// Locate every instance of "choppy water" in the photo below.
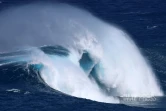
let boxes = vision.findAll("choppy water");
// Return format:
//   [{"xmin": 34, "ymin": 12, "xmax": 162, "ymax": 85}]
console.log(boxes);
[{"xmin": 0, "ymin": 0, "xmax": 166, "ymax": 111}]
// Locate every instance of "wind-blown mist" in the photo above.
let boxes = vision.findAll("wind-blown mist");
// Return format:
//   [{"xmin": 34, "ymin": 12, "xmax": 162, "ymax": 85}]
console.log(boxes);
[{"xmin": 0, "ymin": 3, "xmax": 163, "ymax": 103}]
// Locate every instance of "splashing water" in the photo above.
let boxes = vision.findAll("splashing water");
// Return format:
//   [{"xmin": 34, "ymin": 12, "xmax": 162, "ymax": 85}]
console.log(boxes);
[{"xmin": 0, "ymin": 3, "xmax": 163, "ymax": 103}]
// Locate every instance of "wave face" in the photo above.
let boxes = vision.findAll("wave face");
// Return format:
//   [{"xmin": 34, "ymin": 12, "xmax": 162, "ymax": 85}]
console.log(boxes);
[{"xmin": 0, "ymin": 3, "xmax": 163, "ymax": 104}]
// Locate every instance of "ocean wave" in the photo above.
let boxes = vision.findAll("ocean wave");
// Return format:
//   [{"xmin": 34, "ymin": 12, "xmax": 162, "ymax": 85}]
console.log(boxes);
[{"xmin": 0, "ymin": 3, "xmax": 163, "ymax": 104}]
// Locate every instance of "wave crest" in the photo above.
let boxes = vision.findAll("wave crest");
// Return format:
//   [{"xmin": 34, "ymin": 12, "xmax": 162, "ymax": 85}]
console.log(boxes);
[{"xmin": 0, "ymin": 3, "xmax": 163, "ymax": 104}]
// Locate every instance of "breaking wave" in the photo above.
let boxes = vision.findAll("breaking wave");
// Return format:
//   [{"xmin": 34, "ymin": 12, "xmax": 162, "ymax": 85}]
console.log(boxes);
[{"xmin": 0, "ymin": 3, "xmax": 163, "ymax": 104}]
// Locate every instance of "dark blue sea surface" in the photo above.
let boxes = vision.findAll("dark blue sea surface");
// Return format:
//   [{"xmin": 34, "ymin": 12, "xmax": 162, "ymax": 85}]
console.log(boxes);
[{"xmin": 0, "ymin": 0, "xmax": 166, "ymax": 111}]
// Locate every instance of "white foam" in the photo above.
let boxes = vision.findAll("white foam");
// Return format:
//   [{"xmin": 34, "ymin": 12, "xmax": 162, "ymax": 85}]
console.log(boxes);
[
  {"xmin": 0, "ymin": 3, "xmax": 163, "ymax": 103},
  {"xmin": 29, "ymin": 49, "xmax": 119, "ymax": 103},
  {"xmin": 7, "ymin": 89, "xmax": 20, "ymax": 93}
]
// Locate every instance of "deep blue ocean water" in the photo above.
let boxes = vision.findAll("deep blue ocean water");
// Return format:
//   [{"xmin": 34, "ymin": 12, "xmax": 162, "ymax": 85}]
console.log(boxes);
[{"xmin": 0, "ymin": 0, "xmax": 166, "ymax": 111}]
